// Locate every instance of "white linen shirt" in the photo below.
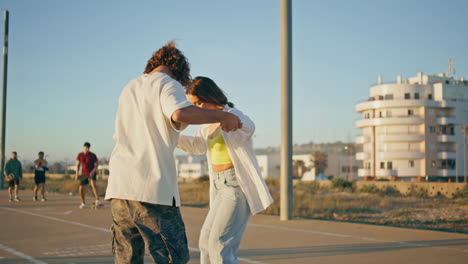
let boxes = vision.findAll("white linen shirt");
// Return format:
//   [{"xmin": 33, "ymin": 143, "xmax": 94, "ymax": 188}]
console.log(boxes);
[
  {"xmin": 105, "ymin": 72, "xmax": 191, "ymax": 206},
  {"xmin": 177, "ymin": 106, "xmax": 274, "ymax": 215}
]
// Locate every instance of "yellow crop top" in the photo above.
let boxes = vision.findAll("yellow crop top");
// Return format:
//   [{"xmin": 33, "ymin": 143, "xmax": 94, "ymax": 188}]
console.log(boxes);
[{"xmin": 207, "ymin": 129, "xmax": 233, "ymax": 165}]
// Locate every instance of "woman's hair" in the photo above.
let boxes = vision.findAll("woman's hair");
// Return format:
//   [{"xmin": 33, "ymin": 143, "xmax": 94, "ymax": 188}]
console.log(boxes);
[
  {"xmin": 186, "ymin": 76, "xmax": 234, "ymax": 108},
  {"xmin": 144, "ymin": 41, "xmax": 191, "ymax": 86}
]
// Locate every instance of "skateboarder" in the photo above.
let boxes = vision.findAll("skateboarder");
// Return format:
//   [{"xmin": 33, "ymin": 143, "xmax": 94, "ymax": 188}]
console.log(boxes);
[
  {"xmin": 75, "ymin": 142, "xmax": 100, "ymax": 208},
  {"xmin": 33, "ymin": 151, "xmax": 48, "ymax": 202},
  {"xmin": 4, "ymin": 151, "xmax": 22, "ymax": 202}
]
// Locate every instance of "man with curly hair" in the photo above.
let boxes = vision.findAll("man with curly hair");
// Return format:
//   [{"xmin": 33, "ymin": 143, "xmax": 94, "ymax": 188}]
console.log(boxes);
[{"xmin": 105, "ymin": 41, "xmax": 242, "ymax": 264}]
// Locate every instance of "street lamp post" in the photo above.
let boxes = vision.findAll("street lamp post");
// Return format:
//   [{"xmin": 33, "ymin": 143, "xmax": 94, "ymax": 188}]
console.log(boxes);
[
  {"xmin": 0, "ymin": 10, "xmax": 9, "ymax": 190},
  {"xmin": 280, "ymin": 0, "xmax": 293, "ymax": 221}
]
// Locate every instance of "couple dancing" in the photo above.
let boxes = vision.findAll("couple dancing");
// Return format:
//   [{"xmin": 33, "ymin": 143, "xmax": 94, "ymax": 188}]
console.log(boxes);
[{"xmin": 105, "ymin": 42, "xmax": 273, "ymax": 264}]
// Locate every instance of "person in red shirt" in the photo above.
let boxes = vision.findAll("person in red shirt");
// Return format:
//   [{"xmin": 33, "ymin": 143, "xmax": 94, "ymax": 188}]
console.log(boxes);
[{"xmin": 75, "ymin": 142, "xmax": 99, "ymax": 208}]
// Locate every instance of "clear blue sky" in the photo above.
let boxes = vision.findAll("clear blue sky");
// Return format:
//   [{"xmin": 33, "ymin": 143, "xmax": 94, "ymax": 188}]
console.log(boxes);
[{"xmin": 0, "ymin": 0, "xmax": 467, "ymax": 162}]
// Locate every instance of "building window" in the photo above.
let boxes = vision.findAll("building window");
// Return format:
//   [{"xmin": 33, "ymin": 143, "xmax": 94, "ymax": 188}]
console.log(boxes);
[
  {"xmin": 408, "ymin": 160, "xmax": 414, "ymax": 167},
  {"xmin": 439, "ymin": 125, "xmax": 447, "ymax": 135},
  {"xmin": 384, "ymin": 94, "xmax": 393, "ymax": 100},
  {"xmin": 428, "ymin": 94, "xmax": 433, "ymax": 100},
  {"xmin": 414, "ymin": 93, "xmax": 420, "ymax": 99},
  {"xmin": 386, "ymin": 110, "xmax": 392, "ymax": 117},
  {"xmin": 408, "ymin": 109, "xmax": 414, "ymax": 116},
  {"xmin": 387, "ymin": 161, "xmax": 393, "ymax": 169},
  {"xmin": 378, "ymin": 95, "xmax": 384, "ymax": 100},
  {"xmin": 379, "ymin": 111, "xmax": 383, "ymax": 118},
  {"xmin": 431, "ymin": 160, "xmax": 436, "ymax": 168},
  {"xmin": 404, "ymin": 93, "xmax": 411, "ymax": 99},
  {"xmin": 441, "ymin": 160, "xmax": 447, "ymax": 169},
  {"xmin": 448, "ymin": 159, "xmax": 456, "ymax": 169},
  {"xmin": 380, "ymin": 162, "xmax": 385, "ymax": 169},
  {"xmin": 429, "ymin": 126, "xmax": 436, "ymax": 133}
]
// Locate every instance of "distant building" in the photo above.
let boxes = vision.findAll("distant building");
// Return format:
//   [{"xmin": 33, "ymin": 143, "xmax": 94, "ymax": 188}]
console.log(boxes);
[
  {"xmin": 176, "ymin": 155, "xmax": 208, "ymax": 179},
  {"xmin": 256, "ymin": 154, "xmax": 280, "ymax": 178},
  {"xmin": 326, "ymin": 155, "xmax": 360, "ymax": 181},
  {"xmin": 355, "ymin": 72, "xmax": 468, "ymax": 181}
]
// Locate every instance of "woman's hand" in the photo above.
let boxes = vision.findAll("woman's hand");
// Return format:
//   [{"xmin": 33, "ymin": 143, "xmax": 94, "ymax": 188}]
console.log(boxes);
[{"xmin": 219, "ymin": 112, "xmax": 242, "ymax": 132}]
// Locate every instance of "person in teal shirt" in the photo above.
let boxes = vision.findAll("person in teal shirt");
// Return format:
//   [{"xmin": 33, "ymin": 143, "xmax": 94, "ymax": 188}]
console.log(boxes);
[{"xmin": 5, "ymin": 151, "xmax": 22, "ymax": 202}]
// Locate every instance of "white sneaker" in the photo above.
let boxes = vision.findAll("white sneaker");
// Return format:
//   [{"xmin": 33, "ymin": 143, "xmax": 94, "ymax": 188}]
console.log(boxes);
[
  {"xmin": 33, "ymin": 196, "xmax": 38, "ymax": 201},
  {"xmin": 41, "ymin": 197, "xmax": 47, "ymax": 202},
  {"xmin": 14, "ymin": 197, "xmax": 20, "ymax": 202},
  {"xmin": 79, "ymin": 203, "xmax": 86, "ymax": 209},
  {"xmin": 95, "ymin": 200, "xmax": 101, "ymax": 206}
]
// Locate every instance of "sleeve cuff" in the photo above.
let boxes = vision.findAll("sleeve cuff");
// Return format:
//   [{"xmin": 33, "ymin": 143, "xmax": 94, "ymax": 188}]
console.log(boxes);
[{"xmin": 169, "ymin": 101, "xmax": 192, "ymax": 132}]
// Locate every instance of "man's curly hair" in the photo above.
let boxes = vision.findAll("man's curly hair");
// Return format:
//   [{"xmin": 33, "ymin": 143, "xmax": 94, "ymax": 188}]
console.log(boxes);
[{"xmin": 144, "ymin": 41, "xmax": 191, "ymax": 86}]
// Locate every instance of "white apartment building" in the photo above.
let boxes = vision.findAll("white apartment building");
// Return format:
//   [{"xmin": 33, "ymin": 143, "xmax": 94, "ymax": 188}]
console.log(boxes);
[
  {"xmin": 355, "ymin": 72, "xmax": 468, "ymax": 181},
  {"xmin": 326, "ymin": 155, "xmax": 361, "ymax": 181},
  {"xmin": 176, "ymin": 155, "xmax": 208, "ymax": 179}
]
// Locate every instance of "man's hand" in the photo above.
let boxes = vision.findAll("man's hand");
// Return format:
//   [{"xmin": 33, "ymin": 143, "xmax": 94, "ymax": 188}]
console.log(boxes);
[{"xmin": 219, "ymin": 112, "xmax": 242, "ymax": 132}]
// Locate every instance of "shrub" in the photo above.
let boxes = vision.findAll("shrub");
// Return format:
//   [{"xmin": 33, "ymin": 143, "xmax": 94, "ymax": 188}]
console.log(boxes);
[
  {"xmin": 453, "ymin": 185, "xmax": 468, "ymax": 200},
  {"xmin": 295, "ymin": 181, "xmax": 322, "ymax": 194},
  {"xmin": 331, "ymin": 178, "xmax": 353, "ymax": 190},
  {"xmin": 265, "ymin": 178, "xmax": 280, "ymax": 188},
  {"xmin": 359, "ymin": 184, "xmax": 380, "ymax": 193},
  {"xmin": 196, "ymin": 175, "xmax": 209, "ymax": 183},
  {"xmin": 381, "ymin": 185, "xmax": 400, "ymax": 196}
]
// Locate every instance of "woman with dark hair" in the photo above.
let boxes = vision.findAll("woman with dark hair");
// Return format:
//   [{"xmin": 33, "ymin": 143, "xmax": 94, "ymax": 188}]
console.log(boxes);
[{"xmin": 178, "ymin": 76, "xmax": 273, "ymax": 264}]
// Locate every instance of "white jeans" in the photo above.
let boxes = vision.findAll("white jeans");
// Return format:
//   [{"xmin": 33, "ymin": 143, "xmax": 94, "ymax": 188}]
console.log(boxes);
[{"xmin": 199, "ymin": 168, "xmax": 251, "ymax": 264}]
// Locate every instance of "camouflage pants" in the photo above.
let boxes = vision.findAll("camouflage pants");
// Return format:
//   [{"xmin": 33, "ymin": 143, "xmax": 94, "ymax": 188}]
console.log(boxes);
[{"xmin": 111, "ymin": 199, "xmax": 190, "ymax": 264}]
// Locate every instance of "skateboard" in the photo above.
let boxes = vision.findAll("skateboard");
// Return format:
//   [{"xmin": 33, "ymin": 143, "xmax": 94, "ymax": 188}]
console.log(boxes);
[
  {"xmin": 80, "ymin": 203, "xmax": 104, "ymax": 209},
  {"xmin": 91, "ymin": 203, "xmax": 104, "ymax": 209}
]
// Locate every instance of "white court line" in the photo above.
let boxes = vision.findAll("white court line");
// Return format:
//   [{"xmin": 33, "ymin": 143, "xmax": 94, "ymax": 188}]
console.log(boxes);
[
  {"xmin": 0, "ymin": 243, "xmax": 47, "ymax": 264},
  {"xmin": 1, "ymin": 206, "xmax": 268, "ymax": 264},
  {"xmin": 249, "ymin": 223, "xmax": 468, "ymax": 254}
]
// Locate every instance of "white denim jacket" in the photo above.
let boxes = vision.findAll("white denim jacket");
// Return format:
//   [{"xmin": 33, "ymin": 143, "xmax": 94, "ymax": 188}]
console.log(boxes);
[{"xmin": 177, "ymin": 106, "xmax": 274, "ymax": 215}]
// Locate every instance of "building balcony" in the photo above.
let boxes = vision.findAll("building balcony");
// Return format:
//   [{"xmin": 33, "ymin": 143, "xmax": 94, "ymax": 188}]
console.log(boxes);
[
  {"xmin": 437, "ymin": 117, "xmax": 457, "ymax": 125},
  {"xmin": 437, "ymin": 135, "xmax": 456, "ymax": 142},
  {"xmin": 376, "ymin": 169, "xmax": 397, "ymax": 177},
  {"xmin": 355, "ymin": 99, "xmax": 442, "ymax": 112},
  {"xmin": 437, "ymin": 151, "xmax": 456, "ymax": 159},
  {"xmin": 356, "ymin": 116, "xmax": 424, "ymax": 128},
  {"xmin": 356, "ymin": 152, "xmax": 370, "ymax": 160},
  {"xmin": 377, "ymin": 134, "xmax": 424, "ymax": 142},
  {"xmin": 355, "ymin": 135, "xmax": 370, "ymax": 144},
  {"xmin": 438, "ymin": 169, "xmax": 456, "ymax": 177},
  {"xmin": 377, "ymin": 151, "xmax": 425, "ymax": 160},
  {"xmin": 358, "ymin": 168, "xmax": 371, "ymax": 177}
]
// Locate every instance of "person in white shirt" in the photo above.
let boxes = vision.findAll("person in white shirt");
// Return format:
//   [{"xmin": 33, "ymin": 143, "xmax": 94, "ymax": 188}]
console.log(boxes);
[
  {"xmin": 177, "ymin": 76, "xmax": 273, "ymax": 264},
  {"xmin": 105, "ymin": 42, "xmax": 242, "ymax": 264}
]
